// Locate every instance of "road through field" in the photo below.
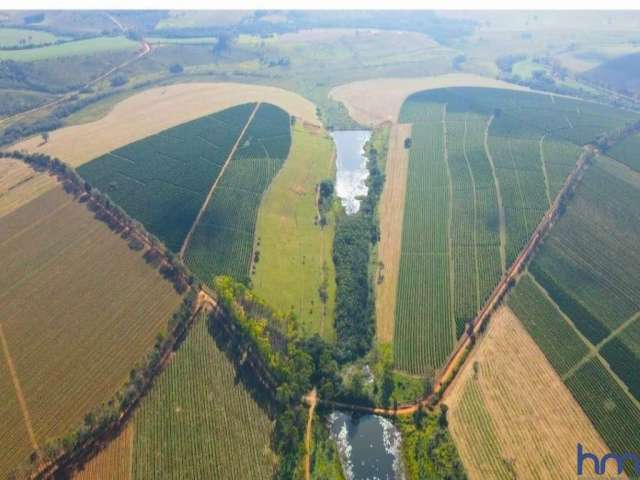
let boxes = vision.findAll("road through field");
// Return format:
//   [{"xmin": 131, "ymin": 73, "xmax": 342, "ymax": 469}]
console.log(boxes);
[
  {"xmin": 0, "ymin": 322, "xmax": 38, "ymax": 450},
  {"xmin": 179, "ymin": 102, "xmax": 260, "ymax": 259},
  {"xmin": 483, "ymin": 116, "xmax": 507, "ymax": 273}
]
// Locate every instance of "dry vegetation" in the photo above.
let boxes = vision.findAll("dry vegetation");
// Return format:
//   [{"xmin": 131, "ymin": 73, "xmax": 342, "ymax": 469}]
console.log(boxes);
[
  {"xmin": 0, "ymin": 158, "xmax": 56, "ymax": 218},
  {"xmin": 74, "ymin": 424, "xmax": 134, "ymax": 480},
  {"xmin": 445, "ymin": 306, "xmax": 616, "ymax": 479},
  {"xmin": 11, "ymin": 82, "xmax": 320, "ymax": 167},
  {"xmin": 329, "ymin": 73, "xmax": 529, "ymax": 126},
  {"xmin": 375, "ymin": 123, "xmax": 411, "ymax": 343},
  {"xmin": 0, "ymin": 186, "xmax": 181, "ymax": 477}
]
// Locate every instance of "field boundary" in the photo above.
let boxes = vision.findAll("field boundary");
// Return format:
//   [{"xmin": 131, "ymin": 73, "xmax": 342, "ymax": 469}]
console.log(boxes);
[
  {"xmin": 179, "ymin": 102, "xmax": 260, "ymax": 259},
  {"xmin": 443, "ymin": 105, "xmax": 457, "ymax": 344},
  {"xmin": 483, "ymin": 115, "xmax": 507, "ymax": 274},
  {"xmin": 461, "ymin": 116, "xmax": 481, "ymax": 311},
  {"xmin": 0, "ymin": 322, "xmax": 38, "ymax": 451}
]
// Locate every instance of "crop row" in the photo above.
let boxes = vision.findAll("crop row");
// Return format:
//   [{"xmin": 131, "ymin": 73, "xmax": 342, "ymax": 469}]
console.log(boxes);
[
  {"xmin": 608, "ymin": 132, "xmax": 640, "ymax": 172},
  {"xmin": 132, "ymin": 313, "xmax": 275, "ymax": 479},
  {"xmin": 565, "ymin": 358, "xmax": 640, "ymax": 467},
  {"xmin": 507, "ymin": 273, "xmax": 589, "ymax": 376},
  {"xmin": 394, "ymin": 114, "xmax": 454, "ymax": 374},
  {"xmin": 78, "ymin": 103, "xmax": 256, "ymax": 251},
  {"xmin": 531, "ymin": 164, "xmax": 640, "ymax": 334}
]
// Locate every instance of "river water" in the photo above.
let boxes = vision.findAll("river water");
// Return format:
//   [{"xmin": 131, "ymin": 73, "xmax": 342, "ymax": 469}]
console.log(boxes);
[
  {"xmin": 330, "ymin": 130, "xmax": 372, "ymax": 214},
  {"xmin": 328, "ymin": 411, "xmax": 405, "ymax": 480}
]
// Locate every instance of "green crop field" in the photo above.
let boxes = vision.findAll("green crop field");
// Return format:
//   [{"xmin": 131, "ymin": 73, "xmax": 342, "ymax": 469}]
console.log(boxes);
[
  {"xmin": 608, "ymin": 132, "xmax": 640, "ymax": 172},
  {"xmin": 565, "ymin": 359, "xmax": 640, "ymax": 462},
  {"xmin": 0, "ymin": 35, "xmax": 139, "ymax": 61},
  {"xmin": 393, "ymin": 87, "xmax": 639, "ymax": 374},
  {"xmin": 252, "ymin": 122, "xmax": 336, "ymax": 338},
  {"xmin": 185, "ymin": 103, "xmax": 291, "ymax": 285},
  {"xmin": 79, "ymin": 103, "xmax": 256, "ymax": 252},
  {"xmin": 0, "ymin": 27, "xmax": 65, "ymax": 48},
  {"xmin": 394, "ymin": 110, "xmax": 456, "ymax": 374},
  {"xmin": 0, "ymin": 186, "xmax": 182, "ymax": 478},
  {"xmin": 508, "ymin": 273, "xmax": 589, "ymax": 376},
  {"xmin": 507, "ymin": 155, "xmax": 640, "ymax": 468},
  {"xmin": 131, "ymin": 312, "xmax": 276, "ymax": 479},
  {"xmin": 530, "ymin": 159, "xmax": 640, "ymax": 333}
]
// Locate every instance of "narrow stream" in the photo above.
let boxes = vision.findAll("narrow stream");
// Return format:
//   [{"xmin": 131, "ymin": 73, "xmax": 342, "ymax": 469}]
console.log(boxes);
[
  {"xmin": 328, "ymin": 411, "xmax": 405, "ymax": 480},
  {"xmin": 331, "ymin": 130, "xmax": 372, "ymax": 214}
]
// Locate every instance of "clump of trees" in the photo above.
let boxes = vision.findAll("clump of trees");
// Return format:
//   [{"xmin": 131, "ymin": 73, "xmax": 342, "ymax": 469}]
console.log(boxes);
[{"xmin": 317, "ymin": 178, "xmax": 334, "ymax": 226}]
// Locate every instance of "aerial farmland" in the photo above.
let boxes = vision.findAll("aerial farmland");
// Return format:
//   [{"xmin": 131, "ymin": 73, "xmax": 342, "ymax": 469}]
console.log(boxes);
[{"xmin": 0, "ymin": 7, "xmax": 639, "ymax": 480}]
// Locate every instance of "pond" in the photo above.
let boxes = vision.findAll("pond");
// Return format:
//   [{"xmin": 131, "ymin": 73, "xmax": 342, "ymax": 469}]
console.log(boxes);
[
  {"xmin": 328, "ymin": 411, "xmax": 405, "ymax": 480},
  {"xmin": 330, "ymin": 130, "xmax": 372, "ymax": 214}
]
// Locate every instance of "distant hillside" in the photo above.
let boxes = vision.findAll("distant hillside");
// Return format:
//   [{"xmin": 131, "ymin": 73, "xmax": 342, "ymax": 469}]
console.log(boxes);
[{"xmin": 581, "ymin": 52, "xmax": 640, "ymax": 95}]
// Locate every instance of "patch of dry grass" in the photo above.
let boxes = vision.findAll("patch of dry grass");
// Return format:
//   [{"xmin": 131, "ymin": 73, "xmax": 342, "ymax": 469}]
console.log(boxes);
[
  {"xmin": 445, "ymin": 306, "xmax": 617, "ymax": 479},
  {"xmin": 11, "ymin": 82, "xmax": 319, "ymax": 167},
  {"xmin": 329, "ymin": 73, "xmax": 529, "ymax": 126},
  {"xmin": 0, "ymin": 159, "xmax": 56, "ymax": 218},
  {"xmin": 376, "ymin": 123, "xmax": 411, "ymax": 344}
]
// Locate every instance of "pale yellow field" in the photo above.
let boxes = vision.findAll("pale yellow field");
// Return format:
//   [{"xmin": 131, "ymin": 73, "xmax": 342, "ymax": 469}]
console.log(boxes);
[
  {"xmin": 74, "ymin": 424, "xmax": 133, "ymax": 480},
  {"xmin": 445, "ymin": 306, "xmax": 618, "ymax": 479},
  {"xmin": 11, "ymin": 82, "xmax": 320, "ymax": 167},
  {"xmin": 329, "ymin": 73, "xmax": 530, "ymax": 126},
  {"xmin": 375, "ymin": 123, "xmax": 411, "ymax": 344},
  {"xmin": 0, "ymin": 159, "xmax": 56, "ymax": 218}
]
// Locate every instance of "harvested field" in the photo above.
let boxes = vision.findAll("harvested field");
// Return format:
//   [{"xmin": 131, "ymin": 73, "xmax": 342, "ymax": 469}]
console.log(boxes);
[
  {"xmin": 252, "ymin": 121, "xmax": 337, "ymax": 338},
  {"xmin": 445, "ymin": 307, "xmax": 616, "ymax": 479},
  {"xmin": 11, "ymin": 82, "xmax": 320, "ymax": 167},
  {"xmin": 0, "ymin": 159, "xmax": 56, "ymax": 218},
  {"xmin": 74, "ymin": 424, "xmax": 134, "ymax": 480},
  {"xmin": 0, "ymin": 186, "xmax": 182, "ymax": 477},
  {"xmin": 329, "ymin": 73, "xmax": 530, "ymax": 126},
  {"xmin": 376, "ymin": 123, "xmax": 411, "ymax": 344}
]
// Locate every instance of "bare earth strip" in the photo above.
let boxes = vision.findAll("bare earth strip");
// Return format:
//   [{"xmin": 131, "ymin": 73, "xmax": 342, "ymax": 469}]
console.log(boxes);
[
  {"xmin": 376, "ymin": 123, "xmax": 412, "ymax": 343},
  {"xmin": 329, "ymin": 73, "xmax": 530, "ymax": 126},
  {"xmin": 74, "ymin": 424, "xmax": 134, "ymax": 480},
  {"xmin": 0, "ymin": 159, "xmax": 56, "ymax": 218},
  {"xmin": 445, "ymin": 306, "xmax": 619, "ymax": 479},
  {"xmin": 179, "ymin": 102, "xmax": 260, "ymax": 258},
  {"xmin": 10, "ymin": 83, "xmax": 320, "ymax": 167},
  {"xmin": 0, "ymin": 322, "xmax": 38, "ymax": 451}
]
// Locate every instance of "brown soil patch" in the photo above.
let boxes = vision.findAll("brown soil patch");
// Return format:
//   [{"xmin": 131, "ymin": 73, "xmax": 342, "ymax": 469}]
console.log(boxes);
[
  {"xmin": 0, "ymin": 159, "xmax": 56, "ymax": 218},
  {"xmin": 11, "ymin": 82, "xmax": 319, "ymax": 167},
  {"xmin": 376, "ymin": 123, "xmax": 412, "ymax": 344},
  {"xmin": 445, "ymin": 306, "xmax": 618, "ymax": 479},
  {"xmin": 329, "ymin": 73, "xmax": 530, "ymax": 126}
]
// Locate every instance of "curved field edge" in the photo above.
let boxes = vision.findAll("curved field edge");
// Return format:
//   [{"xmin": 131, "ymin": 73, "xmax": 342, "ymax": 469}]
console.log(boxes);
[
  {"xmin": 10, "ymin": 82, "xmax": 320, "ymax": 167},
  {"xmin": 0, "ymin": 185, "xmax": 182, "ymax": 478},
  {"xmin": 444, "ymin": 306, "xmax": 616, "ymax": 479},
  {"xmin": 252, "ymin": 121, "xmax": 337, "ymax": 339},
  {"xmin": 329, "ymin": 73, "xmax": 532, "ymax": 126}
]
